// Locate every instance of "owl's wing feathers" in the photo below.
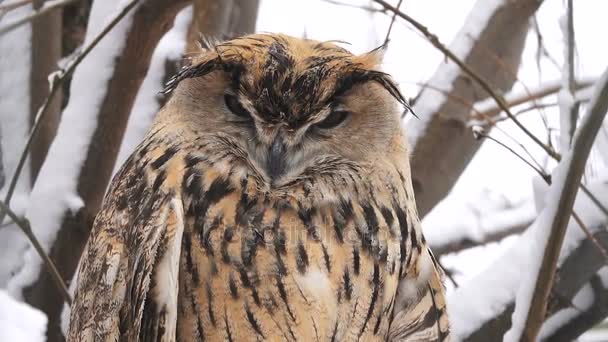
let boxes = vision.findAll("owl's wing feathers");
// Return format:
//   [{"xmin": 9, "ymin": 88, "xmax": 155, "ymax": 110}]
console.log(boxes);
[
  {"xmin": 67, "ymin": 151, "xmax": 185, "ymax": 342},
  {"xmin": 389, "ymin": 247, "xmax": 450, "ymax": 341}
]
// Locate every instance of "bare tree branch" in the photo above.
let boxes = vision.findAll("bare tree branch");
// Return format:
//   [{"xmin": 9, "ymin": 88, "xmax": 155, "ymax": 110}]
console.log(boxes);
[
  {"xmin": 0, "ymin": 0, "xmax": 78, "ymax": 35},
  {"xmin": 471, "ymin": 77, "xmax": 594, "ymax": 124},
  {"xmin": 0, "ymin": 0, "xmax": 32, "ymax": 14},
  {"xmin": 373, "ymin": 0, "xmax": 558, "ymax": 160},
  {"xmin": 383, "ymin": 0, "xmax": 402, "ymax": 45},
  {"xmin": 320, "ymin": 0, "xmax": 386, "ymax": 14}
]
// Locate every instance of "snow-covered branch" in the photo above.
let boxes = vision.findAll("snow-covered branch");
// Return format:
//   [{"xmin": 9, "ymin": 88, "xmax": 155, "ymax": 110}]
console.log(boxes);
[
  {"xmin": 506, "ymin": 64, "xmax": 608, "ymax": 342},
  {"xmin": 449, "ymin": 177, "xmax": 608, "ymax": 341}
]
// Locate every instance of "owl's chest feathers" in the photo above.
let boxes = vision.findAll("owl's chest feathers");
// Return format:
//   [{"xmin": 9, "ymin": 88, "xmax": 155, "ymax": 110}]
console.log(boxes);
[{"xmin": 172, "ymin": 160, "xmax": 420, "ymax": 340}]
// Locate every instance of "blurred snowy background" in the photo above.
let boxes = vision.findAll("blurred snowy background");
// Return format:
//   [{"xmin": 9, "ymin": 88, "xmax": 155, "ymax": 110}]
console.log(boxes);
[{"xmin": 1, "ymin": 0, "xmax": 608, "ymax": 340}]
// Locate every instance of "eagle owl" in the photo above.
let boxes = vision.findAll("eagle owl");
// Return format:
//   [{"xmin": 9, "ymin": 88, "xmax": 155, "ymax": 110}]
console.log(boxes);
[{"xmin": 67, "ymin": 33, "xmax": 450, "ymax": 341}]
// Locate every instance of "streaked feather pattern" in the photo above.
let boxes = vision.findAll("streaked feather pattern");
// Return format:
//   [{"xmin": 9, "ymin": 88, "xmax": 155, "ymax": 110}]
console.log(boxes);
[{"xmin": 68, "ymin": 33, "xmax": 449, "ymax": 341}]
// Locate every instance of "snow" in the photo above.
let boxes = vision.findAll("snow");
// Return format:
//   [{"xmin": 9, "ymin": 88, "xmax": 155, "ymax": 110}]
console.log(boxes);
[
  {"xmin": 6, "ymin": 0, "xmax": 138, "ymax": 298},
  {"xmin": 113, "ymin": 6, "xmax": 192, "ymax": 175},
  {"xmin": 595, "ymin": 119, "xmax": 608, "ymax": 166},
  {"xmin": 425, "ymin": 200, "xmax": 535, "ymax": 254},
  {"xmin": 0, "ymin": 1, "xmax": 32, "ymax": 288},
  {"xmin": 503, "ymin": 153, "xmax": 571, "ymax": 342},
  {"xmin": 558, "ymin": 11, "xmax": 576, "ymax": 152},
  {"xmin": 448, "ymin": 178, "xmax": 608, "ymax": 340},
  {"xmin": 0, "ymin": 289, "xmax": 47, "ymax": 342},
  {"xmin": 405, "ymin": 0, "xmax": 506, "ymax": 148}
]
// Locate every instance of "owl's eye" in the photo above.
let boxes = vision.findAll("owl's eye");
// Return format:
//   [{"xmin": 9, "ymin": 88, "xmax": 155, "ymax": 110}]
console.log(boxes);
[
  {"xmin": 315, "ymin": 110, "xmax": 350, "ymax": 129},
  {"xmin": 224, "ymin": 94, "xmax": 251, "ymax": 120}
]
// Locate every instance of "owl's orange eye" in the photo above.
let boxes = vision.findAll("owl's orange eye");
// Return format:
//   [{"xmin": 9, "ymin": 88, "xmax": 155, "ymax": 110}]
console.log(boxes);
[
  {"xmin": 224, "ymin": 94, "xmax": 251, "ymax": 120},
  {"xmin": 315, "ymin": 110, "xmax": 350, "ymax": 129}
]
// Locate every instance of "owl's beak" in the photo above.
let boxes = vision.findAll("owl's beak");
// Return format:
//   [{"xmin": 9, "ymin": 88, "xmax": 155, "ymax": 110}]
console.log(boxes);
[{"xmin": 267, "ymin": 134, "xmax": 286, "ymax": 181}]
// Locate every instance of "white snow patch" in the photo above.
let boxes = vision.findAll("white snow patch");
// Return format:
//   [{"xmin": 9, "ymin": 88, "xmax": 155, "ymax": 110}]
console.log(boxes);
[
  {"xmin": 7, "ymin": 0, "xmax": 138, "ymax": 298},
  {"xmin": 425, "ymin": 199, "xmax": 535, "ymax": 253},
  {"xmin": 0, "ymin": 1, "xmax": 33, "ymax": 290},
  {"xmin": 0, "ymin": 289, "xmax": 47, "ymax": 342}
]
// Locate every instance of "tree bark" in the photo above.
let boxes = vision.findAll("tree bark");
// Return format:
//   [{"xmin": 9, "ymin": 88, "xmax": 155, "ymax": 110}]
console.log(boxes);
[
  {"xmin": 29, "ymin": 0, "xmax": 63, "ymax": 182},
  {"xmin": 408, "ymin": 0, "xmax": 543, "ymax": 217},
  {"xmin": 186, "ymin": 0, "xmax": 259, "ymax": 52}
]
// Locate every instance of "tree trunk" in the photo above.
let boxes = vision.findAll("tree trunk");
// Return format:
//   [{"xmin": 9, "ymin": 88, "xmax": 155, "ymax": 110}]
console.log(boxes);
[
  {"xmin": 29, "ymin": 0, "xmax": 63, "ymax": 182},
  {"xmin": 408, "ymin": 0, "xmax": 543, "ymax": 217},
  {"xmin": 186, "ymin": 0, "xmax": 259, "ymax": 52}
]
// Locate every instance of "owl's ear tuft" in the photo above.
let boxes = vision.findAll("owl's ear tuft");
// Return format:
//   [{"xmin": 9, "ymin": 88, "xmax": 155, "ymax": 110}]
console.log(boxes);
[
  {"xmin": 161, "ymin": 56, "xmax": 221, "ymax": 94},
  {"xmin": 354, "ymin": 43, "xmax": 388, "ymax": 69}
]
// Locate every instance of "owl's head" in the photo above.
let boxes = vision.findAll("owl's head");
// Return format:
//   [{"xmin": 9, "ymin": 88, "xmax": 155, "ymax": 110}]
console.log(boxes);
[{"xmin": 162, "ymin": 33, "xmax": 409, "ymax": 190}]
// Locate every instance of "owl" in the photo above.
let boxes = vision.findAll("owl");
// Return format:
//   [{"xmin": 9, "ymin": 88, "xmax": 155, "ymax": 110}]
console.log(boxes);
[{"xmin": 67, "ymin": 33, "xmax": 450, "ymax": 341}]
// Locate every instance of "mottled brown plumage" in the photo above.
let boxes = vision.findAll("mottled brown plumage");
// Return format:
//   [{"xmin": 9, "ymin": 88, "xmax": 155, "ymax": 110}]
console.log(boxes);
[{"xmin": 67, "ymin": 33, "xmax": 450, "ymax": 341}]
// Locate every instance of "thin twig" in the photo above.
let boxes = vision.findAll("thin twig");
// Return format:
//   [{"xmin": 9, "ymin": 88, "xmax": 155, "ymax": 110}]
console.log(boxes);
[
  {"xmin": 0, "ymin": 0, "xmax": 140, "ymax": 227},
  {"xmin": 372, "ymin": 0, "xmax": 560, "ymax": 161},
  {"xmin": 383, "ymin": 0, "xmax": 402, "ymax": 45},
  {"xmin": 0, "ymin": 0, "xmax": 31, "ymax": 12},
  {"xmin": 0, "ymin": 200, "xmax": 71, "ymax": 304},
  {"xmin": 580, "ymin": 184, "xmax": 608, "ymax": 218},
  {"xmin": 572, "ymin": 211, "xmax": 608, "ymax": 260},
  {"xmin": 0, "ymin": 0, "xmax": 78, "ymax": 35},
  {"xmin": 320, "ymin": 0, "xmax": 386, "ymax": 13},
  {"xmin": 474, "ymin": 130, "xmax": 550, "ymax": 183},
  {"xmin": 472, "ymin": 79, "xmax": 594, "ymax": 122},
  {"xmin": 408, "ymin": 81, "xmax": 484, "ymax": 118},
  {"xmin": 475, "ymin": 128, "xmax": 608, "ymax": 261}
]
